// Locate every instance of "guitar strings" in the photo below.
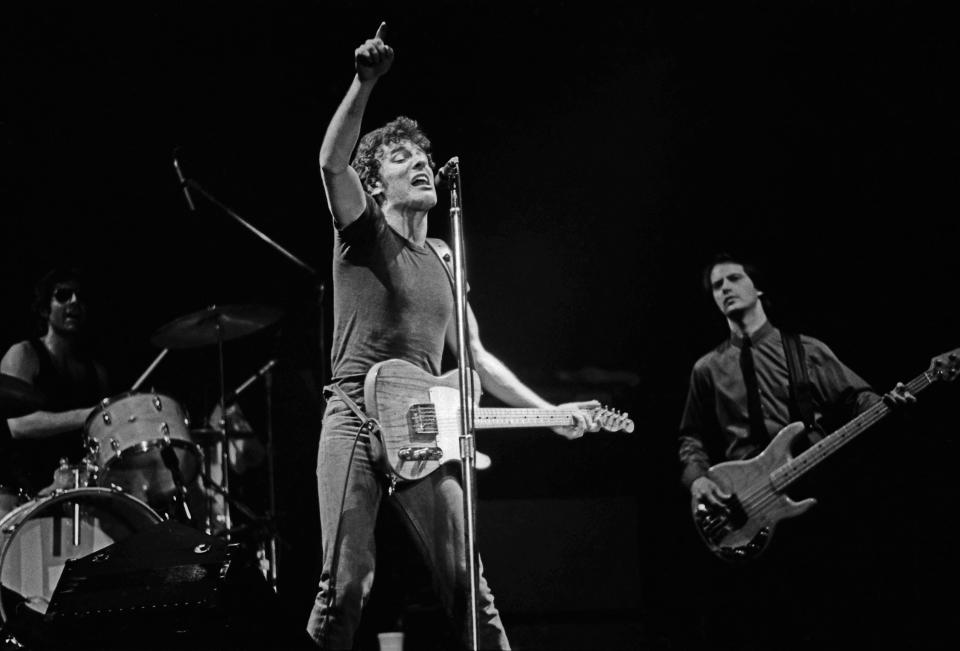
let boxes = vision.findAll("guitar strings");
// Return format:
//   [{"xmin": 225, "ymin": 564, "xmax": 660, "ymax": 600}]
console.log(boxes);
[
  {"xmin": 727, "ymin": 374, "xmax": 929, "ymax": 526},
  {"xmin": 428, "ymin": 411, "xmax": 629, "ymax": 430},
  {"xmin": 700, "ymin": 374, "xmax": 930, "ymax": 542}
]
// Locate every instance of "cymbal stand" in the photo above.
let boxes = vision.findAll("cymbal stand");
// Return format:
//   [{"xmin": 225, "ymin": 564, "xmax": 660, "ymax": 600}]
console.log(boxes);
[
  {"xmin": 216, "ymin": 319, "xmax": 232, "ymax": 537},
  {"xmin": 264, "ymin": 365, "xmax": 279, "ymax": 590}
]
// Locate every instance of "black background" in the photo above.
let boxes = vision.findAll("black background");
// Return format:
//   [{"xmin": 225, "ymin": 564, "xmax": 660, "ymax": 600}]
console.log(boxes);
[{"xmin": 3, "ymin": 1, "xmax": 958, "ymax": 648}]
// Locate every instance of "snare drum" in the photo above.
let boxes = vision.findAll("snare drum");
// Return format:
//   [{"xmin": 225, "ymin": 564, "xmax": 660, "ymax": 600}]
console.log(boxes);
[
  {"xmin": 84, "ymin": 392, "xmax": 202, "ymax": 507},
  {"xmin": 0, "ymin": 487, "xmax": 162, "ymax": 630}
]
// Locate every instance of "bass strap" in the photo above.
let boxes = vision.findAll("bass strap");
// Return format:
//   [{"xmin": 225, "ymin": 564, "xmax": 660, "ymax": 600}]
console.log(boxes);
[{"xmin": 781, "ymin": 331, "xmax": 821, "ymax": 441}]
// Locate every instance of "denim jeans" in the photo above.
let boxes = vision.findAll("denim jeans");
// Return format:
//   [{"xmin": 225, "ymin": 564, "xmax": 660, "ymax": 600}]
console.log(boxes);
[{"xmin": 307, "ymin": 398, "xmax": 510, "ymax": 650}]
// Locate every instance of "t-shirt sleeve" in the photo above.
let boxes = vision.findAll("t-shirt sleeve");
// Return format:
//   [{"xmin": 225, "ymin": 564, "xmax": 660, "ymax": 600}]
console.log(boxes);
[{"xmin": 336, "ymin": 193, "xmax": 386, "ymax": 253}]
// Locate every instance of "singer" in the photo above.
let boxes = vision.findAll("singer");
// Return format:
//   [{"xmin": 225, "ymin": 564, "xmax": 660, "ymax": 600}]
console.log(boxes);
[{"xmin": 306, "ymin": 22, "xmax": 601, "ymax": 650}]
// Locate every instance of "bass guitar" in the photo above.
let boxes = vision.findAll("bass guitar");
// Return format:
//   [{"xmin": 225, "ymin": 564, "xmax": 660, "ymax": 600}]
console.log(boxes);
[
  {"xmin": 692, "ymin": 347, "xmax": 960, "ymax": 562},
  {"xmin": 364, "ymin": 359, "xmax": 634, "ymax": 482}
]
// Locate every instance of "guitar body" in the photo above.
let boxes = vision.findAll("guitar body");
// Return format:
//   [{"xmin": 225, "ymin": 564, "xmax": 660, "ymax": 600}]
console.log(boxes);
[
  {"xmin": 692, "ymin": 422, "xmax": 817, "ymax": 562},
  {"xmin": 365, "ymin": 359, "xmax": 481, "ymax": 482}
]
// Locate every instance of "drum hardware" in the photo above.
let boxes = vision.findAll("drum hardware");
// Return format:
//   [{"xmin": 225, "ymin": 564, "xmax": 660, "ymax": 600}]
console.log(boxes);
[
  {"xmin": 188, "ymin": 358, "xmax": 282, "ymax": 589},
  {"xmin": 159, "ymin": 439, "xmax": 193, "ymax": 525},
  {"xmin": 150, "ymin": 305, "xmax": 283, "ymax": 539}
]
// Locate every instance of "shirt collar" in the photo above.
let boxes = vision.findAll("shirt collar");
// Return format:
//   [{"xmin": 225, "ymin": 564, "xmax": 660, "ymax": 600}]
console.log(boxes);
[{"xmin": 731, "ymin": 320, "xmax": 774, "ymax": 349}]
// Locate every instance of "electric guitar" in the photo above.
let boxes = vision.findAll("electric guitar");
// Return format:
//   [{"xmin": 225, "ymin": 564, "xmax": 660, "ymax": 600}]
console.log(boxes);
[
  {"xmin": 692, "ymin": 347, "xmax": 960, "ymax": 563},
  {"xmin": 364, "ymin": 359, "xmax": 635, "ymax": 482}
]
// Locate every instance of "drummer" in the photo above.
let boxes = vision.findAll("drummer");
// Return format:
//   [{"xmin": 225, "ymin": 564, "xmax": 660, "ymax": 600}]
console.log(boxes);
[{"xmin": 0, "ymin": 267, "xmax": 109, "ymax": 502}]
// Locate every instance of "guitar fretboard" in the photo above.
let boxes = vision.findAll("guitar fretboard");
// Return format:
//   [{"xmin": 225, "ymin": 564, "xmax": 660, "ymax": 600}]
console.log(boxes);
[
  {"xmin": 473, "ymin": 408, "xmax": 578, "ymax": 429},
  {"xmin": 770, "ymin": 372, "xmax": 933, "ymax": 490}
]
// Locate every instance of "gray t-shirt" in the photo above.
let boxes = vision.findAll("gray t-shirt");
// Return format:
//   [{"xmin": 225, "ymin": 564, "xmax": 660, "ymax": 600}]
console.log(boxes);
[{"xmin": 329, "ymin": 196, "xmax": 454, "ymax": 404}]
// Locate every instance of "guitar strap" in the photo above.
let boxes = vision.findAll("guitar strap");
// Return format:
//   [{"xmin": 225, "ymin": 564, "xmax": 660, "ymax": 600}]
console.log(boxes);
[
  {"xmin": 330, "ymin": 384, "xmax": 379, "ymax": 436},
  {"xmin": 782, "ymin": 331, "xmax": 822, "ymax": 441}
]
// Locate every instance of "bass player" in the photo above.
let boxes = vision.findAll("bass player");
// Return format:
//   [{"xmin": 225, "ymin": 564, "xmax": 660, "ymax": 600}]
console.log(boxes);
[{"xmin": 678, "ymin": 252, "xmax": 914, "ymax": 649}]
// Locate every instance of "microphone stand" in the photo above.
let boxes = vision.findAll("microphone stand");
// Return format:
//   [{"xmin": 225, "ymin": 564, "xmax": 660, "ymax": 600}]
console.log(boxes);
[
  {"xmin": 172, "ymin": 152, "xmax": 326, "ymax": 384},
  {"xmin": 444, "ymin": 157, "xmax": 481, "ymax": 650}
]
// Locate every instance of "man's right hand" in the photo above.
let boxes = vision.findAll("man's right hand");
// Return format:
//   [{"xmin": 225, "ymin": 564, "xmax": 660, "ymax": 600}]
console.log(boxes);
[
  {"xmin": 691, "ymin": 476, "xmax": 730, "ymax": 508},
  {"xmin": 355, "ymin": 22, "xmax": 394, "ymax": 82}
]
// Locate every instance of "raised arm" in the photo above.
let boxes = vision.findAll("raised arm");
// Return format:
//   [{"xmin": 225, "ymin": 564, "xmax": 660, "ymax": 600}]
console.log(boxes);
[
  {"xmin": 319, "ymin": 22, "xmax": 394, "ymax": 228},
  {"xmin": 1, "ymin": 342, "xmax": 93, "ymax": 440}
]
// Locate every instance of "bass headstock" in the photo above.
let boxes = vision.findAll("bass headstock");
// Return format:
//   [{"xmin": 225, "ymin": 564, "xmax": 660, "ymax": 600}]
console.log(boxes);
[{"xmin": 928, "ymin": 348, "xmax": 960, "ymax": 383}]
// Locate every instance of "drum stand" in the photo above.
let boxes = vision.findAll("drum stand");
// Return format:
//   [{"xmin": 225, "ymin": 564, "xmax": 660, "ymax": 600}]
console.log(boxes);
[
  {"xmin": 216, "ymin": 320, "xmax": 232, "ymax": 537},
  {"xmin": 198, "ymin": 355, "xmax": 281, "ymax": 590}
]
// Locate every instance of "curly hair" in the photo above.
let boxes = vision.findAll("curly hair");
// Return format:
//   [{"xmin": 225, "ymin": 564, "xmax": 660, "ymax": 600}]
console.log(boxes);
[{"xmin": 352, "ymin": 116, "xmax": 434, "ymax": 199}]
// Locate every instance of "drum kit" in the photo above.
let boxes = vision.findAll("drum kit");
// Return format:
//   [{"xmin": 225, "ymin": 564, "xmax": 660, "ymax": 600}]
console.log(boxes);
[{"xmin": 0, "ymin": 304, "xmax": 283, "ymax": 645}]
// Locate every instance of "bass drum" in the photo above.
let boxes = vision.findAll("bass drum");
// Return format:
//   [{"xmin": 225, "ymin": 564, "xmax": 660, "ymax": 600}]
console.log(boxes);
[{"xmin": 0, "ymin": 487, "xmax": 162, "ymax": 640}]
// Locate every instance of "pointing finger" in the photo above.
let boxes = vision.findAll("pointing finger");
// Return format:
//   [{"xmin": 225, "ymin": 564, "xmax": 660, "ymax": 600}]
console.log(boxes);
[{"xmin": 375, "ymin": 21, "xmax": 387, "ymax": 42}]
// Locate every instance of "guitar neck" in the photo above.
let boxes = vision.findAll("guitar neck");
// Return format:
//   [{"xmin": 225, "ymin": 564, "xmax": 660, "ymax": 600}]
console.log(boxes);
[
  {"xmin": 770, "ymin": 372, "xmax": 933, "ymax": 490},
  {"xmin": 472, "ymin": 408, "xmax": 578, "ymax": 430}
]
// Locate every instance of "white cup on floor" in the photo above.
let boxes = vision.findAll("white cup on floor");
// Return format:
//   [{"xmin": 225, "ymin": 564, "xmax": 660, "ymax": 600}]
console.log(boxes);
[{"xmin": 377, "ymin": 631, "xmax": 404, "ymax": 651}]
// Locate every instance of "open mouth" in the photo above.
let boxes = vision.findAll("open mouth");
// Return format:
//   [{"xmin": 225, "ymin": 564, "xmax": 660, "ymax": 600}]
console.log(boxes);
[{"xmin": 411, "ymin": 175, "xmax": 432, "ymax": 188}]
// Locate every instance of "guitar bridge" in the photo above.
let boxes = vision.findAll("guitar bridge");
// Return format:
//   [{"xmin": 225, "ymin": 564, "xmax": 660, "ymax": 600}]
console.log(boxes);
[
  {"xmin": 695, "ymin": 494, "xmax": 748, "ymax": 545},
  {"xmin": 398, "ymin": 447, "xmax": 443, "ymax": 462}
]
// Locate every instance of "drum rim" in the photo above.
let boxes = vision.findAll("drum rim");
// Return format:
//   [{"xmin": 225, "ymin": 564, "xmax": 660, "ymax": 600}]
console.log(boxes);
[
  {"xmin": 0, "ymin": 485, "xmax": 163, "ymax": 623},
  {"xmin": 1, "ymin": 486, "xmax": 162, "ymax": 533},
  {"xmin": 83, "ymin": 390, "xmax": 185, "ymax": 432},
  {"xmin": 96, "ymin": 439, "xmax": 204, "ymax": 474}
]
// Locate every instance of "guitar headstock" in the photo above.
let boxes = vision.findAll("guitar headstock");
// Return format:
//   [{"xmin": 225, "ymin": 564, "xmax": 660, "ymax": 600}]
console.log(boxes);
[
  {"xmin": 593, "ymin": 406, "xmax": 635, "ymax": 433},
  {"xmin": 928, "ymin": 347, "xmax": 960, "ymax": 383}
]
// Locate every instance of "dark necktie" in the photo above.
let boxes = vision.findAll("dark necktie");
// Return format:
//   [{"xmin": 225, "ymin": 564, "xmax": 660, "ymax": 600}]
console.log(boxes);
[{"xmin": 740, "ymin": 335, "xmax": 768, "ymax": 443}]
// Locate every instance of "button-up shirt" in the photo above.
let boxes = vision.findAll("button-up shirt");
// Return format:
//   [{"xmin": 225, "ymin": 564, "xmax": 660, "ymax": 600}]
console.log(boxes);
[{"xmin": 678, "ymin": 321, "xmax": 879, "ymax": 489}]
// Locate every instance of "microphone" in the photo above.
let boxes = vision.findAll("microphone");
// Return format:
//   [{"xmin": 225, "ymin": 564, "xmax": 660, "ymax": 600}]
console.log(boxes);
[
  {"xmin": 435, "ymin": 156, "xmax": 459, "ymax": 188},
  {"xmin": 225, "ymin": 358, "xmax": 278, "ymax": 405},
  {"xmin": 172, "ymin": 149, "xmax": 196, "ymax": 211}
]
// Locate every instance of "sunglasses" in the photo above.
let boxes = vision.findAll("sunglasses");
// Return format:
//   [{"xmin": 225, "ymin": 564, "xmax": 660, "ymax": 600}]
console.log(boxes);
[{"xmin": 52, "ymin": 287, "xmax": 83, "ymax": 304}]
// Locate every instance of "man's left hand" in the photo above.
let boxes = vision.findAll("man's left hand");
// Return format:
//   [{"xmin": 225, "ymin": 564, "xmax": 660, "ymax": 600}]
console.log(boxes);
[
  {"xmin": 884, "ymin": 381, "xmax": 917, "ymax": 407},
  {"xmin": 552, "ymin": 400, "xmax": 602, "ymax": 439}
]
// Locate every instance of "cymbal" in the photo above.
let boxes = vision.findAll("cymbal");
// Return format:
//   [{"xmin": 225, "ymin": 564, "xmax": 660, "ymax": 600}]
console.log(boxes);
[
  {"xmin": 151, "ymin": 304, "xmax": 283, "ymax": 349},
  {"xmin": 0, "ymin": 373, "xmax": 44, "ymax": 418}
]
